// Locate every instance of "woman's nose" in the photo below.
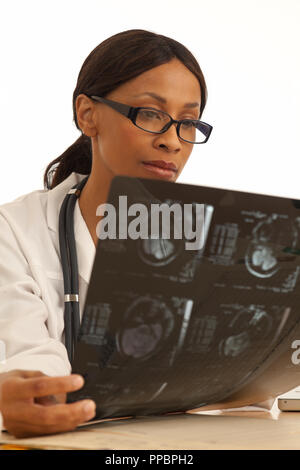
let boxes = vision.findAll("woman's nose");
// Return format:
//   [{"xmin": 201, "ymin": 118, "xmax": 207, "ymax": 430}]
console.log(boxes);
[{"xmin": 154, "ymin": 123, "xmax": 181, "ymax": 152}]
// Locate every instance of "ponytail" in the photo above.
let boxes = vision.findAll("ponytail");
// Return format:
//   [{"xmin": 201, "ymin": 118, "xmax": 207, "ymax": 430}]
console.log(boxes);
[{"xmin": 44, "ymin": 134, "xmax": 92, "ymax": 190}]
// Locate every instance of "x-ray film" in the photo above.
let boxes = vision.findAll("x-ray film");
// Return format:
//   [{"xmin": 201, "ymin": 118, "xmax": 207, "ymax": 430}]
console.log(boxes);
[{"xmin": 68, "ymin": 176, "xmax": 300, "ymax": 419}]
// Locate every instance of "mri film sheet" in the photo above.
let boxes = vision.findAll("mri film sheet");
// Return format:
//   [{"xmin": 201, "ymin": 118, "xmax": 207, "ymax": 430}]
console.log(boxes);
[{"xmin": 68, "ymin": 177, "xmax": 300, "ymax": 417}]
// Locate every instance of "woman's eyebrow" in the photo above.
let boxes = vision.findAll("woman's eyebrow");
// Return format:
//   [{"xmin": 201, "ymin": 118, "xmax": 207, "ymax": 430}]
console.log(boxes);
[{"xmin": 132, "ymin": 91, "xmax": 200, "ymax": 109}]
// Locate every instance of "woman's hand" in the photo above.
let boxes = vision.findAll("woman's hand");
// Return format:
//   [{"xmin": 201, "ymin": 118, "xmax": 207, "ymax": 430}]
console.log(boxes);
[{"xmin": 0, "ymin": 369, "xmax": 96, "ymax": 438}]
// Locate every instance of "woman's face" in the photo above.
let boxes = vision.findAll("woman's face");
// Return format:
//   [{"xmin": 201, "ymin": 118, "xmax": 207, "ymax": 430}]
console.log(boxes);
[{"xmin": 77, "ymin": 58, "xmax": 201, "ymax": 185}]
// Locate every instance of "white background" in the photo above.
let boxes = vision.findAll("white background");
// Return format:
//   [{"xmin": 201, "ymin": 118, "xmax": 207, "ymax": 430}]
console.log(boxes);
[{"xmin": 0, "ymin": 0, "xmax": 299, "ymax": 204}]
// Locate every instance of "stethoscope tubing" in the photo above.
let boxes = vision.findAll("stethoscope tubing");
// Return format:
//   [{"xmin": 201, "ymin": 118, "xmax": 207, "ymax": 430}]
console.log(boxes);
[{"xmin": 58, "ymin": 175, "xmax": 89, "ymax": 362}]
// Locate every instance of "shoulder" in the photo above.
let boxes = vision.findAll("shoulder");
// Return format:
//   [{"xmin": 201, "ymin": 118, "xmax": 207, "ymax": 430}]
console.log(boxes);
[
  {"xmin": 0, "ymin": 172, "xmax": 87, "ymax": 233},
  {"xmin": 0, "ymin": 188, "xmax": 49, "ymax": 254},
  {"xmin": 0, "ymin": 172, "xmax": 88, "ymax": 268},
  {"xmin": 0, "ymin": 187, "xmax": 47, "ymax": 224}
]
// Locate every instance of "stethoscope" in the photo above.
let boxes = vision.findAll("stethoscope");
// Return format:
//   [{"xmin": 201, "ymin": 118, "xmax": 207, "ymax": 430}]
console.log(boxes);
[{"xmin": 58, "ymin": 175, "xmax": 89, "ymax": 363}]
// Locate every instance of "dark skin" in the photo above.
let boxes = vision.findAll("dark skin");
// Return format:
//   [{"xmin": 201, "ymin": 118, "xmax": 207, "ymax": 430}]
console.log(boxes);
[{"xmin": 1, "ymin": 59, "xmax": 267, "ymax": 439}]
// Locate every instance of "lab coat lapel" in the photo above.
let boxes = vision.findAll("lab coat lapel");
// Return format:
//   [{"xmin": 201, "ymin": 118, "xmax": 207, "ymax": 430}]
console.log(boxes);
[{"xmin": 46, "ymin": 172, "xmax": 96, "ymax": 284}]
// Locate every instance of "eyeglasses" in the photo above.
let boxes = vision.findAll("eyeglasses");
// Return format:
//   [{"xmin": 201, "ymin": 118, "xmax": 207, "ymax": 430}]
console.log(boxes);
[{"xmin": 86, "ymin": 95, "xmax": 213, "ymax": 144}]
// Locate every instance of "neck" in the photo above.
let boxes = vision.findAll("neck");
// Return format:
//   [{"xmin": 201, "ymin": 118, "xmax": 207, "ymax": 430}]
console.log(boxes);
[{"xmin": 78, "ymin": 170, "xmax": 112, "ymax": 248}]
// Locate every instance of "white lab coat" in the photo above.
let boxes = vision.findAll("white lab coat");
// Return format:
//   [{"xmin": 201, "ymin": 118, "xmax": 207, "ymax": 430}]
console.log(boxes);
[{"xmin": 0, "ymin": 172, "xmax": 95, "ymax": 377}]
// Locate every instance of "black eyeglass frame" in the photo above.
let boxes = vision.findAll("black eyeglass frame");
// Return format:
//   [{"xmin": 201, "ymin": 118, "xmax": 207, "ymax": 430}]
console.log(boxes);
[{"xmin": 86, "ymin": 95, "xmax": 213, "ymax": 144}]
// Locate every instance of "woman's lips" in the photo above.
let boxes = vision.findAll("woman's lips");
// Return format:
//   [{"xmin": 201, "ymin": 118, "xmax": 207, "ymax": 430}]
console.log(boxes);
[{"xmin": 142, "ymin": 160, "xmax": 178, "ymax": 179}]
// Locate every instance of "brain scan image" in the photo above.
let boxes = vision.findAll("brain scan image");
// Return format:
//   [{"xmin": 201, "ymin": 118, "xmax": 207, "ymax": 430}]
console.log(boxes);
[
  {"xmin": 119, "ymin": 323, "xmax": 163, "ymax": 359},
  {"xmin": 245, "ymin": 215, "xmax": 298, "ymax": 278},
  {"xmin": 220, "ymin": 331, "xmax": 250, "ymax": 357},
  {"xmin": 247, "ymin": 244, "xmax": 278, "ymax": 277},
  {"xmin": 138, "ymin": 237, "xmax": 184, "ymax": 267},
  {"xmin": 137, "ymin": 202, "xmax": 202, "ymax": 267},
  {"xmin": 218, "ymin": 305, "xmax": 273, "ymax": 359},
  {"xmin": 116, "ymin": 297, "xmax": 175, "ymax": 361}
]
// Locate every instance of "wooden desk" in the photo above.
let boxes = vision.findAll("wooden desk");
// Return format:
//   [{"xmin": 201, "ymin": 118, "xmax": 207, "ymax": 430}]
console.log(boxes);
[{"xmin": 0, "ymin": 403, "xmax": 300, "ymax": 450}]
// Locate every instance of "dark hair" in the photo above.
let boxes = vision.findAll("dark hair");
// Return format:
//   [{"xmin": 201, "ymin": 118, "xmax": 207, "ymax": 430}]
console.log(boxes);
[{"xmin": 44, "ymin": 29, "xmax": 208, "ymax": 190}]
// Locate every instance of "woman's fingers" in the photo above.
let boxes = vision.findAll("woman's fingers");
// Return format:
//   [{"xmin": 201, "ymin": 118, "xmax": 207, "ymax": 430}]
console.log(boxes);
[
  {"xmin": 0, "ymin": 370, "xmax": 96, "ymax": 437},
  {"xmin": 4, "ymin": 399, "xmax": 96, "ymax": 438},
  {"xmin": 0, "ymin": 369, "xmax": 44, "ymax": 389},
  {"xmin": 2, "ymin": 374, "xmax": 84, "ymax": 401},
  {"xmin": 0, "ymin": 370, "xmax": 96, "ymax": 438}
]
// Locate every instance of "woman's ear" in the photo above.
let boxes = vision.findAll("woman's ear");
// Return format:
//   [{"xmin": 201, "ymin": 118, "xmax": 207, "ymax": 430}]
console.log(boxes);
[{"xmin": 76, "ymin": 94, "xmax": 99, "ymax": 137}]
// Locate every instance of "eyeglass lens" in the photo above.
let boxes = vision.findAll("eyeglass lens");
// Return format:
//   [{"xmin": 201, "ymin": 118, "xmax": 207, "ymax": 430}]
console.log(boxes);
[{"xmin": 136, "ymin": 109, "xmax": 208, "ymax": 143}]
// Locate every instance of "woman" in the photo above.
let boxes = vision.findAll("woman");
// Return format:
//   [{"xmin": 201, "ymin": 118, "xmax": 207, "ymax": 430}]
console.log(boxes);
[{"xmin": 0, "ymin": 28, "xmax": 218, "ymax": 438}]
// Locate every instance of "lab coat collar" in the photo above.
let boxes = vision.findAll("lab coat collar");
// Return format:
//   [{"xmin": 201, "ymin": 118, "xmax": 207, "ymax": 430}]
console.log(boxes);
[{"xmin": 46, "ymin": 172, "xmax": 96, "ymax": 284}]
